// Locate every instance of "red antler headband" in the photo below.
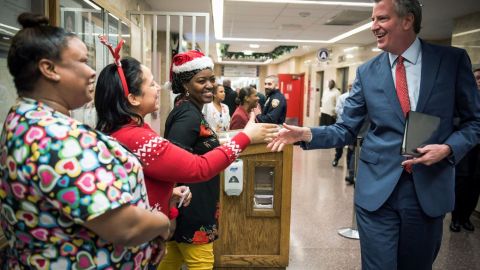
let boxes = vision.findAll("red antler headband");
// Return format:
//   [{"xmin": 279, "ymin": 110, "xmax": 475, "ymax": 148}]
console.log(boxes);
[{"xmin": 98, "ymin": 35, "xmax": 129, "ymax": 97}]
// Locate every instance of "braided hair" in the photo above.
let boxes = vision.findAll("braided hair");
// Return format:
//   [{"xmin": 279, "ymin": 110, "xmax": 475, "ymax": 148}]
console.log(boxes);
[{"xmin": 171, "ymin": 68, "xmax": 212, "ymax": 104}]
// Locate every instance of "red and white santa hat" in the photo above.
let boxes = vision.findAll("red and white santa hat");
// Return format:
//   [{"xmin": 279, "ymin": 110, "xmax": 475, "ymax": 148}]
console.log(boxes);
[{"xmin": 171, "ymin": 50, "xmax": 214, "ymax": 78}]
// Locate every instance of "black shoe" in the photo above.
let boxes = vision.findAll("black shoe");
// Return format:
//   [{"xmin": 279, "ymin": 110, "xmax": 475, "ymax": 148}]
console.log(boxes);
[
  {"xmin": 345, "ymin": 176, "xmax": 354, "ymax": 185},
  {"xmin": 449, "ymin": 221, "xmax": 461, "ymax": 232},
  {"xmin": 332, "ymin": 159, "xmax": 339, "ymax": 167},
  {"xmin": 462, "ymin": 220, "xmax": 475, "ymax": 231}
]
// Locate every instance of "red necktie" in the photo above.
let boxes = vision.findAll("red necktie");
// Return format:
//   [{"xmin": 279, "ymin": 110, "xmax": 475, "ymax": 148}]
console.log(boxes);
[
  {"xmin": 395, "ymin": 56, "xmax": 412, "ymax": 173},
  {"xmin": 396, "ymin": 56, "xmax": 410, "ymax": 116}
]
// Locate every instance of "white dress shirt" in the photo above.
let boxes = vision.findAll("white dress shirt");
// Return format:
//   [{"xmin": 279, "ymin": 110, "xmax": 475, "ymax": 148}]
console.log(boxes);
[{"xmin": 389, "ymin": 37, "xmax": 422, "ymax": 111}]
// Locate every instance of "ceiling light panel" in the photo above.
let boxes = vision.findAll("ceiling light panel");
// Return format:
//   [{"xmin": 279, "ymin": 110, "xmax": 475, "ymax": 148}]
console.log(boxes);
[
  {"xmin": 324, "ymin": 10, "xmax": 372, "ymax": 26},
  {"xmin": 226, "ymin": 0, "xmax": 374, "ymax": 8},
  {"xmin": 224, "ymin": 1, "xmax": 285, "ymax": 15},
  {"xmin": 218, "ymin": 0, "xmax": 373, "ymax": 44},
  {"xmin": 230, "ymin": 43, "xmax": 275, "ymax": 53},
  {"xmin": 343, "ymin": 46, "xmax": 359, "ymax": 52}
]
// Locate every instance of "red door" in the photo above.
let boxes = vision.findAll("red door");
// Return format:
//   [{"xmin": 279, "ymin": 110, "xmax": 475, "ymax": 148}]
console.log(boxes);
[{"xmin": 278, "ymin": 74, "xmax": 304, "ymax": 126}]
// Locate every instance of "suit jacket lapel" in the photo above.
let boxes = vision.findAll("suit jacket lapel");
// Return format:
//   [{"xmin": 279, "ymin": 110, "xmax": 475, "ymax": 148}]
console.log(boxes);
[
  {"xmin": 416, "ymin": 40, "xmax": 440, "ymax": 112},
  {"xmin": 377, "ymin": 52, "xmax": 405, "ymax": 123}
]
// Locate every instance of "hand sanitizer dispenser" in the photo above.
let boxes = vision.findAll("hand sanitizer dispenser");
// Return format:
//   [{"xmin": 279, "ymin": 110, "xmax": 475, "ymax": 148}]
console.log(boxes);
[{"xmin": 224, "ymin": 159, "xmax": 243, "ymax": 196}]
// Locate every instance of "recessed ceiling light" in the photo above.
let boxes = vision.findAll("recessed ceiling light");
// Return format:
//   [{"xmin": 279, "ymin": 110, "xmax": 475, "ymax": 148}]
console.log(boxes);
[
  {"xmin": 343, "ymin": 46, "xmax": 358, "ymax": 52},
  {"xmin": 108, "ymin": 13, "xmax": 119, "ymax": 20},
  {"xmin": 371, "ymin": 48, "xmax": 382, "ymax": 52},
  {"xmin": 83, "ymin": 0, "xmax": 101, "ymax": 10},
  {"xmin": 452, "ymin": 28, "xmax": 480, "ymax": 38},
  {"xmin": 0, "ymin": 23, "xmax": 19, "ymax": 31},
  {"xmin": 212, "ymin": 0, "xmax": 224, "ymax": 39},
  {"xmin": 249, "ymin": 44, "xmax": 260, "ymax": 48},
  {"xmin": 227, "ymin": 0, "xmax": 374, "ymax": 8}
]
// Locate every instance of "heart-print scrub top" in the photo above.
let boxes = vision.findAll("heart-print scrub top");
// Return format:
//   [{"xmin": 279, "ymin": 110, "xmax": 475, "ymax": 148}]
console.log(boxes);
[{"xmin": 0, "ymin": 98, "xmax": 157, "ymax": 269}]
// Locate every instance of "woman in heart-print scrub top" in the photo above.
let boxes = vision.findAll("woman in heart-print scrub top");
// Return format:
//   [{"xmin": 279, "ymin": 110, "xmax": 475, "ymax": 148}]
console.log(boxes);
[{"xmin": 0, "ymin": 13, "xmax": 170, "ymax": 269}]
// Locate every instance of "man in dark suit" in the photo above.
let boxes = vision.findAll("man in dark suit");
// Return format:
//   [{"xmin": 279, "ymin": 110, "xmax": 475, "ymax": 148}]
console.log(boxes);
[
  {"xmin": 222, "ymin": 79, "xmax": 237, "ymax": 117},
  {"xmin": 268, "ymin": 0, "xmax": 480, "ymax": 269},
  {"xmin": 450, "ymin": 67, "xmax": 480, "ymax": 232}
]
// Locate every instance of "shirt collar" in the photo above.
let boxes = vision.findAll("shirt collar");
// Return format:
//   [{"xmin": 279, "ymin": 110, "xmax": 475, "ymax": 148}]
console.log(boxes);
[
  {"xmin": 239, "ymin": 105, "xmax": 249, "ymax": 115},
  {"xmin": 389, "ymin": 37, "xmax": 421, "ymax": 67}
]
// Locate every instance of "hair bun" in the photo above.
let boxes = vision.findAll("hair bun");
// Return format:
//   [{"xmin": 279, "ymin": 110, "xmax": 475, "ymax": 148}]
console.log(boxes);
[{"xmin": 18, "ymin": 13, "xmax": 49, "ymax": 29}]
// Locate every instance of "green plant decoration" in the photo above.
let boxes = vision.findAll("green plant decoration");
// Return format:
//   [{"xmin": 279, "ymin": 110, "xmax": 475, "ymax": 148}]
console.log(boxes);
[{"xmin": 219, "ymin": 44, "xmax": 298, "ymax": 62}]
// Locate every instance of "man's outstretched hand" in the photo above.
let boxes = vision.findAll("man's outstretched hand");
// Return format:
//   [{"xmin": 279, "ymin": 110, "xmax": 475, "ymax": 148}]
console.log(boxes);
[{"xmin": 267, "ymin": 123, "xmax": 312, "ymax": 152}]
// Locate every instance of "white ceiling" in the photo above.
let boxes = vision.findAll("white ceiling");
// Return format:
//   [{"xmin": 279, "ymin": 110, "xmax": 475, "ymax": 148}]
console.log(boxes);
[{"xmin": 144, "ymin": 0, "xmax": 480, "ymax": 63}]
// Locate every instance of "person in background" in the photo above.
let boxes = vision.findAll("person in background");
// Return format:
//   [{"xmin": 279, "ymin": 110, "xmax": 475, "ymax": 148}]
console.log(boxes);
[
  {"xmin": 230, "ymin": 86, "xmax": 260, "ymax": 130},
  {"xmin": 321, "ymin": 79, "xmax": 342, "ymax": 166},
  {"xmin": 474, "ymin": 67, "xmax": 480, "ymax": 89},
  {"xmin": 335, "ymin": 84, "xmax": 355, "ymax": 184},
  {"xmin": 320, "ymin": 79, "xmax": 341, "ymax": 126},
  {"xmin": 252, "ymin": 83, "xmax": 266, "ymax": 110},
  {"xmin": 267, "ymin": 0, "xmax": 480, "ymax": 268},
  {"xmin": 256, "ymin": 75, "xmax": 287, "ymax": 124},
  {"xmin": 0, "ymin": 13, "xmax": 171, "ymax": 269},
  {"xmin": 158, "ymin": 50, "xmax": 277, "ymax": 270},
  {"xmin": 95, "ymin": 52, "xmax": 273, "ymax": 235},
  {"xmin": 222, "ymin": 79, "xmax": 237, "ymax": 117},
  {"xmin": 203, "ymin": 84, "xmax": 230, "ymax": 132},
  {"xmin": 449, "ymin": 67, "xmax": 480, "ymax": 232}
]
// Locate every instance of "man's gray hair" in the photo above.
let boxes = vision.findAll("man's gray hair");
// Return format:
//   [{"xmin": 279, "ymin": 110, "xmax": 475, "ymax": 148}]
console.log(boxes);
[{"xmin": 373, "ymin": 0, "xmax": 422, "ymax": 34}]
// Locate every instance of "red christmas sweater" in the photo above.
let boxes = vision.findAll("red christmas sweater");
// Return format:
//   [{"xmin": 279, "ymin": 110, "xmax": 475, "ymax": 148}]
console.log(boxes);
[{"xmin": 111, "ymin": 122, "xmax": 249, "ymax": 215}]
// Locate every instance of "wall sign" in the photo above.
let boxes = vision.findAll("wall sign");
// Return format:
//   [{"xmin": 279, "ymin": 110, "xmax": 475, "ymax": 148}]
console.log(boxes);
[
  {"xmin": 222, "ymin": 65, "xmax": 259, "ymax": 77},
  {"xmin": 317, "ymin": 48, "xmax": 329, "ymax": 62}
]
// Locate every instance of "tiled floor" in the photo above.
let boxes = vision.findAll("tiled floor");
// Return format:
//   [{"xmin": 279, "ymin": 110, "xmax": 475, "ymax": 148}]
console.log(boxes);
[{"xmin": 287, "ymin": 147, "xmax": 480, "ymax": 270}]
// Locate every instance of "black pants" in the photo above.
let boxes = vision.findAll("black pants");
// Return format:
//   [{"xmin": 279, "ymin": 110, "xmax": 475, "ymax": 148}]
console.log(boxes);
[
  {"xmin": 346, "ymin": 145, "xmax": 354, "ymax": 177},
  {"xmin": 451, "ymin": 145, "xmax": 480, "ymax": 223},
  {"xmin": 335, "ymin": 147, "xmax": 343, "ymax": 161},
  {"xmin": 320, "ymin": 113, "xmax": 335, "ymax": 126},
  {"xmin": 452, "ymin": 175, "xmax": 480, "ymax": 223},
  {"xmin": 320, "ymin": 113, "xmax": 341, "ymax": 161}
]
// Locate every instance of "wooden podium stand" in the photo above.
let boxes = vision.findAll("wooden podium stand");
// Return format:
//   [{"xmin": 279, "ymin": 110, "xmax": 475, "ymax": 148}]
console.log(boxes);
[{"xmin": 214, "ymin": 143, "xmax": 293, "ymax": 269}]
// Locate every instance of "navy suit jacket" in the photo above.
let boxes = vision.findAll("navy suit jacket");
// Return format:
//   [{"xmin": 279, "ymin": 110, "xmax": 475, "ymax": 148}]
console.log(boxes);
[{"xmin": 302, "ymin": 40, "xmax": 480, "ymax": 217}]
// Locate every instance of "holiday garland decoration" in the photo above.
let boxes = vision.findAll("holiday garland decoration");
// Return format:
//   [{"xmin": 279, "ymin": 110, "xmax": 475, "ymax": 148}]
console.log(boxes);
[{"xmin": 219, "ymin": 44, "xmax": 298, "ymax": 62}]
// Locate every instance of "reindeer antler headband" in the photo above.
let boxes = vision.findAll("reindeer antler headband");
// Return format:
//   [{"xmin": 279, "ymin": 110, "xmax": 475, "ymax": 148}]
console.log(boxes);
[{"xmin": 99, "ymin": 35, "xmax": 129, "ymax": 97}]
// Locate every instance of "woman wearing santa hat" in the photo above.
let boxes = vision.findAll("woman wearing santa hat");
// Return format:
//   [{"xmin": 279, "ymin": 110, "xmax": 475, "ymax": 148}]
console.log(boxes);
[
  {"xmin": 157, "ymin": 50, "xmax": 240, "ymax": 269},
  {"xmin": 94, "ymin": 46, "xmax": 276, "ymax": 268}
]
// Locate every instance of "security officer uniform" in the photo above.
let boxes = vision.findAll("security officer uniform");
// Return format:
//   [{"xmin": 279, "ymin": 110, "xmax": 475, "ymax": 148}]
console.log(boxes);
[{"xmin": 256, "ymin": 89, "xmax": 287, "ymax": 124}]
